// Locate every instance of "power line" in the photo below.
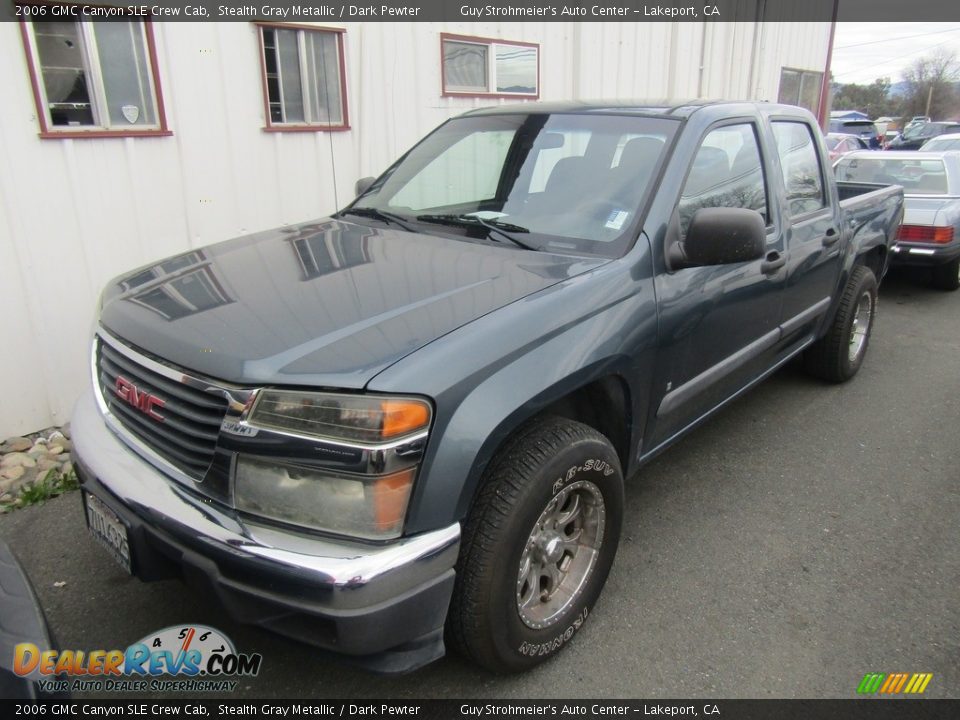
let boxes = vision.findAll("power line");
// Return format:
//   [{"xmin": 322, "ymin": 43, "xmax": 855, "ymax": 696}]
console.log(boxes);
[
  {"xmin": 833, "ymin": 36, "xmax": 959, "ymax": 79},
  {"xmin": 835, "ymin": 26, "xmax": 960, "ymax": 50}
]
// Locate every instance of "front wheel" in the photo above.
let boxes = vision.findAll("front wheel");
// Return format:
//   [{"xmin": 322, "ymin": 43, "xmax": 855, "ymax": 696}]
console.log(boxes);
[
  {"xmin": 446, "ymin": 417, "xmax": 624, "ymax": 672},
  {"xmin": 931, "ymin": 257, "xmax": 960, "ymax": 291},
  {"xmin": 804, "ymin": 265, "xmax": 878, "ymax": 383}
]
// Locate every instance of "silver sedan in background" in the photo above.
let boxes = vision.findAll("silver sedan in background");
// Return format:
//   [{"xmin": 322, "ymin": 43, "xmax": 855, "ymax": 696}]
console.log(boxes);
[{"xmin": 835, "ymin": 150, "xmax": 960, "ymax": 290}]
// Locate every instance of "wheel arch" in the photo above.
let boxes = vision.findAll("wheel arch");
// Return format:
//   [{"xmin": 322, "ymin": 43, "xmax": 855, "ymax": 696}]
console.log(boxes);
[{"xmin": 451, "ymin": 370, "xmax": 636, "ymax": 526}]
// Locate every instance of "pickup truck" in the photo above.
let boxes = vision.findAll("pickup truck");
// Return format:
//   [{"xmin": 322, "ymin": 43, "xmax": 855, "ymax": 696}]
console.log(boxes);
[{"xmin": 71, "ymin": 100, "xmax": 903, "ymax": 674}]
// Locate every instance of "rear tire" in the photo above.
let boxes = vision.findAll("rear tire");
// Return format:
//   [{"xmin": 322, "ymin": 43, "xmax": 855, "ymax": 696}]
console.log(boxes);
[
  {"xmin": 931, "ymin": 258, "xmax": 960, "ymax": 291},
  {"xmin": 446, "ymin": 416, "xmax": 624, "ymax": 673},
  {"xmin": 804, "ymin": 265, "xmax": 878, "ymax": 383}
]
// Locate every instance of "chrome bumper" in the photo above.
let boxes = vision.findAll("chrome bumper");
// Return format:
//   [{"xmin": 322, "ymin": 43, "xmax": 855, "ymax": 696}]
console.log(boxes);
[{"xmin": 71, "ymin": 387, "xmax": 459, "ymax": 661}]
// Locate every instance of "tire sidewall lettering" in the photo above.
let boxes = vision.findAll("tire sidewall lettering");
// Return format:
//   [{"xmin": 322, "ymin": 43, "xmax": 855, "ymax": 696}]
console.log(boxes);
[
  {"xmin": 552, "ymin": 458, "xmax": 615, "ymax": 495},
  {"xmin": 517, "ymin": 606, "xmax": 589, "ymax": 657}
]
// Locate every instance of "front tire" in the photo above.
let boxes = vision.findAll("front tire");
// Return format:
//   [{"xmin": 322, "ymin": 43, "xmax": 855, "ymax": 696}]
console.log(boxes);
[
  {"xmin": 447, "ymin": 417, "xmax": 624, "ymax": 672},
  {"xmin": 804, "ymin": 265, "xmax": 878, "ymax": 383},
  {"xmin": 931, "ymin": 257, "xmax": 960, "ymax": 291}
]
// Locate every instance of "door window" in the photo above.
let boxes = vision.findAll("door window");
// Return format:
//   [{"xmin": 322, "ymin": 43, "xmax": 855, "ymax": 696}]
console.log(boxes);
[{"xmin": 678, "ymin": 123, "xmax": 768, "ymax": 236}]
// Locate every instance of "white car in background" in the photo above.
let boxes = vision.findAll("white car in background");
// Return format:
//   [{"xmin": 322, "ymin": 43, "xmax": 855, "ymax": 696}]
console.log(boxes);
[
  {"xmin": 919, "ymin": 133, "xmax": 960, "ymax": 152},
  {"xmin": 835, "ymin": 150, "xmax": 960, "ymax": 290}
]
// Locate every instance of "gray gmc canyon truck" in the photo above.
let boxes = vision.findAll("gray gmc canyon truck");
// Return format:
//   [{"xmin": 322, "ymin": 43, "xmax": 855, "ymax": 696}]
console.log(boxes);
[{"xmin": 72, "ymin": 100, "xmax": 903, "ymax": 674}]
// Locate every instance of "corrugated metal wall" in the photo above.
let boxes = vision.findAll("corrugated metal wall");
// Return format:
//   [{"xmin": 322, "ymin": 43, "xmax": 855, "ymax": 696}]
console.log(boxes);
[{"xmin": 0, "ymin": 20, "xmax": 831, "ymax": 437}]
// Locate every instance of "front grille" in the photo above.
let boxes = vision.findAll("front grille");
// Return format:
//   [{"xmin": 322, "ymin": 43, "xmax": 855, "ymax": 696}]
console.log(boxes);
[{"xmin": 96, "ymin": 338, "xmax": 229, "ymax": 479}]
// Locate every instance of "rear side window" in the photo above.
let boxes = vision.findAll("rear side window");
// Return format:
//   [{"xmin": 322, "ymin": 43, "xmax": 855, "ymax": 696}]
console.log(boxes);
[
  {"xmin": 772, "ymin": 121, "xmax": 826, "ymax": 217},
  {"xmin": 842, "ymin": 122, "xmax": 877, "ymax": 134},
  {"xmin": 677, "ymin": 123, "xmax": 768, "ymax": 236}
]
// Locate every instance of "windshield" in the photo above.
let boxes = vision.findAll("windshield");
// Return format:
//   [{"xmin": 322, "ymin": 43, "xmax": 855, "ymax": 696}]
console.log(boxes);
[
  {"xmin": 903, "ymin": 123, "xmax": 943, "ymax": 140},
  {"xmin": 347, "ymin": 113, "xmax": 677, "ymax": 257},
  {"xmin": 835, "ymin": 157, "xmax": 949, "ymax": 195}
]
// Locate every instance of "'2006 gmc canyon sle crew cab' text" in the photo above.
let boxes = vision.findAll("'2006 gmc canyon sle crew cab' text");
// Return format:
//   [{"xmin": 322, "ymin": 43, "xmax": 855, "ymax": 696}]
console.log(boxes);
[{"xmin": 72, "ymin": 101, "xmax": 903, "ymax": 673}]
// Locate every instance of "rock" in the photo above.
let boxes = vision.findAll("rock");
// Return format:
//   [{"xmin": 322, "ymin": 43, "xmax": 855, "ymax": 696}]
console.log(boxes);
[
  {"xmin": 1, "ymin": 453, "xmax": 36, "ymax": 469},
  {"xmin": 54, "ymin": 438, "xmax": 72, "ymax": 452},
  {"xmin": 61, "ymin": 461, "xmax": 74, "ymax": 477},
  {"xmin": 1, "ymin": 437, "xmax": 32, "ymax": 453},
  {"xmin": 46, "ymin": 446, "xmax": 64, "ymax": 456},
  {"xmin": 28, "ymin": 445, "xmax": 48, "ymax": 459},
  {"xmin": 37, "ymin": 458, "xmax": 60, "ymax": 472},
  {"xmin": 1, "ymin": 469, "xmax": 24, "ymax": 487},
  {"xmin": 48, "ymin": 431, "xmax": 65, "ymax": 442},
  {"xmin": 61, "ymin": 423, "xmax": 71, "ymax": 440}
]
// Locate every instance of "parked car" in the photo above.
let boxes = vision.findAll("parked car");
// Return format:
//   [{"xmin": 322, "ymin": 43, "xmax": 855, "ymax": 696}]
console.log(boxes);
[
  {"xmin": 835, "ymin": 150, "xmax": 960, "ymax": 290},
  {"xmin": 0, "ymin": 539, "xmax": 67, "ymax": 698},
  {"xmin": 72, "ymin": 100, "xmax": 903, "ymax": 674},
  {"xmin": 825, "ymin": 132, "xmax": 869, "ymax": 162},
  {"xmin": 919, "ymin": 132, "xmax": 960, "ymax": 152},
  {"xmin": 828, "ymin": 118, "xmax": 882, "ymax": 148},
  {"xmin": 885, "ymin": 122, "xmax": 960, "ymax": 150}
]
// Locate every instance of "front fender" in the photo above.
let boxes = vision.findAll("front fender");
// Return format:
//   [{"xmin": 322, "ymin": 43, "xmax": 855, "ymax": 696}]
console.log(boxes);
[{"xmin": 368, "ymin": 255, "xmax": 658, "ymax": 535}]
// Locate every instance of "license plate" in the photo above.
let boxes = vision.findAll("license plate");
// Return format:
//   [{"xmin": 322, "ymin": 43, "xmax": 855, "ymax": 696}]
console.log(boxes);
[{"xmin": 84, "ymin": 492, "xmax": 132, "ymax": 574}]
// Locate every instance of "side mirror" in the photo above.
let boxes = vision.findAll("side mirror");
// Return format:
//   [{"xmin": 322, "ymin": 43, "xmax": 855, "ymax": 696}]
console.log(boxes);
[
  {"xmin": 355, "ymin": 176, "xmax": 376, "ymax": 196},
  {"xmin": 669, "ymin": 207, "xmax": 766, "ymax": 269}
]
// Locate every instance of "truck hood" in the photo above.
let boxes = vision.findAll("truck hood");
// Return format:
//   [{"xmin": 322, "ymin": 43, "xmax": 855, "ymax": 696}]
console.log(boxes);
[{"xmin": 99, "ymin": 218, "xmax": 606, "ymax": 388}]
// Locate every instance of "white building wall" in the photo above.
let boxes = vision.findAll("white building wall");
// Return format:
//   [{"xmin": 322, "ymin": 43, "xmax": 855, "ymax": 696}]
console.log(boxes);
[{"xmin": 0, "ymin": 20, "xmax": 831, "ymax": 437}]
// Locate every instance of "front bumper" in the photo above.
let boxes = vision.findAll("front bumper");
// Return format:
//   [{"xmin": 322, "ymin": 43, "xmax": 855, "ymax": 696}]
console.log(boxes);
[
  {"xmin": 890, "ymin": 240, "xmax": 960, "ymax": 267},
  {"xmin": 71, "ymin": 388, "xmax": 460, "ymax": 673}
]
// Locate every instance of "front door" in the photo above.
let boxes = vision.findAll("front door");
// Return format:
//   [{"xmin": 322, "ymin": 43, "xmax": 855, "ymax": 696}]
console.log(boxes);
[{"xmin": 648, "ymin": 121, "xmax": 786, "ymax": 448}]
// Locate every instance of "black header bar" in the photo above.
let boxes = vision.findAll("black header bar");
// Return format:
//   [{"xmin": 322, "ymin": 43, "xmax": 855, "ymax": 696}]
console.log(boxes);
[
  {"xmin": 3, "ymin": 0, "xmax": 960, "ymax": 23},
  {"xmin": 2, "ymin": 700, "xmax": 959, "ymax": 719}
]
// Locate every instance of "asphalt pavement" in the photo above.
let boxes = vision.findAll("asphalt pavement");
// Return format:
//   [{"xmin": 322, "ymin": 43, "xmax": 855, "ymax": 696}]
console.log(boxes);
[{"xmin": 1, "ymin": 268, "xmax": 958, "ymax": 699}]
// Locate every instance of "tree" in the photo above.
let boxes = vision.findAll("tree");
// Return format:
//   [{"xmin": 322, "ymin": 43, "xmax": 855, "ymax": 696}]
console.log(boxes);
[
  {"xmin": 898, "ymin": 49, "xmax": 960, "ymax": 120},
  {"xmin": 831, "ymin": 77, "xmax": 892, "ymax": 119}
]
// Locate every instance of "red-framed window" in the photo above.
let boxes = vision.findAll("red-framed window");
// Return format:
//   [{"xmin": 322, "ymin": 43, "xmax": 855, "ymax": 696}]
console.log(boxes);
[
  {"xmin": 256, "ymin": 23, "xmax": 349, "ymax": 132},
  {"xmin": 441, "ymin": 33, "xmax": 540, "ymax": 99},
  {"xmin": 19, "ymin": 6, "xmax": 170, "ymax": 139}
]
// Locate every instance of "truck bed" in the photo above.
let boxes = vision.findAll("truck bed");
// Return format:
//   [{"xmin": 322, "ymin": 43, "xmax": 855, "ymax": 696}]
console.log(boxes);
[{"xmin": 837, "ymin": 182, "xmax": 904, "ymax": 272}]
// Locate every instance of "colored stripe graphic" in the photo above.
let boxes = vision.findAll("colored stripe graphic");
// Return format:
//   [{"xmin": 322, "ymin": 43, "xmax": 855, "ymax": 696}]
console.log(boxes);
[
  {"xmin": 857, "ymin": 673, "xmax": 886, "ymax": 694},
  {"xmin": 905, "ymin": 673, "xmax": 933, "ymax": 694},
  {"xmin": 858, "ymin": 672, "xmax": 932, "ymax": 694}
]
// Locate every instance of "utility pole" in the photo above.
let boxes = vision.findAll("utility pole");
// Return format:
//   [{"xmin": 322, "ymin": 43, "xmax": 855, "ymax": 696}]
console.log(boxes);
[{"xmin": 925, "ymin": 84, "xmax": 934, "ymax": 118}]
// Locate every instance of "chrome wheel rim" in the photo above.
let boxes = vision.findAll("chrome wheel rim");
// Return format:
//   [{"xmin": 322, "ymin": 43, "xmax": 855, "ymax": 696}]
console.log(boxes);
[
  {"xmin": 848, "ymin": 290, "xmax": 874, "ymax": 363},
  {"xmin": 516, "ymin": 480, "xmax": 605, "ymax": 630}
]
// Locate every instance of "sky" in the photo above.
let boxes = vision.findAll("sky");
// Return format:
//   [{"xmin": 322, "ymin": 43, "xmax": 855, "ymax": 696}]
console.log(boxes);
[{"xmin": 831, "ymin": 23, "xmax": 960, "ymax": 85}]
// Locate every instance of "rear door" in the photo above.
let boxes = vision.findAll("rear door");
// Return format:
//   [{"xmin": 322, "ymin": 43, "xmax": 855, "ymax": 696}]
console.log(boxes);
[
  {"xmin": 770, "ymin": 119, "xmax": 844, "ymax": 346},
  {"xmin": 648, "ymin": 120, "xmax": 786, "ymax": 447}
]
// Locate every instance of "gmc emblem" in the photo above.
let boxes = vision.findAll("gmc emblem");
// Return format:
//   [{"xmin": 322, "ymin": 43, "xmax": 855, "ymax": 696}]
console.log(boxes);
[{"xmin": 114, "ymin": 376, "xmax": 166, "ymax": 422}]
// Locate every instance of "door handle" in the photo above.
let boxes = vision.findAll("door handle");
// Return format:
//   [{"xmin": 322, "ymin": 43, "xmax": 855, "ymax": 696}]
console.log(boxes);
[
  {"xmin": 760, "ymin": 251, "xmax": 786, "ymax": 274},
  {"xmin": 822, "ymin": 227, "xmax": 839, "ymax": 246}
]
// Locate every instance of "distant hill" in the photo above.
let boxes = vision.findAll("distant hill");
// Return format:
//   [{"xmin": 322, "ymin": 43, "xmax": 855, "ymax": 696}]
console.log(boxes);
[{"xmin": 888, "ymin": 81, "xmax": 909, "ymax": 98}]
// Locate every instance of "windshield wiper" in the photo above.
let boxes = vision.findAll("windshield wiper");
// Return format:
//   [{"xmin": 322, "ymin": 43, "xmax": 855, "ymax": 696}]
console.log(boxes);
[
  {"xmin": 340, "ymin": 207, "xmax": 416, "ymax": 233},
  {"xmin": 415, "ymin": 214, "xmax": 539, "ymax": 251}
]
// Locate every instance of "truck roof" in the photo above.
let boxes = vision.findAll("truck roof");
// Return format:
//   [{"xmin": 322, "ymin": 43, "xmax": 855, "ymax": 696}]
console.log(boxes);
[{"xmin": 460, "ymin": 99, "xmax": 809, "ymax": 120}]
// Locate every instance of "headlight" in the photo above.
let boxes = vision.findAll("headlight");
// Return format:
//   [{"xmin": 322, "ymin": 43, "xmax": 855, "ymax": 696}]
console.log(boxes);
[
  {"xmin": 235, "ymin": 457, "xmax": 415, "ymax": 540},
  {"xmin": 247, "ymin": 390, "xmax": 430, "ymax": 444}
]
